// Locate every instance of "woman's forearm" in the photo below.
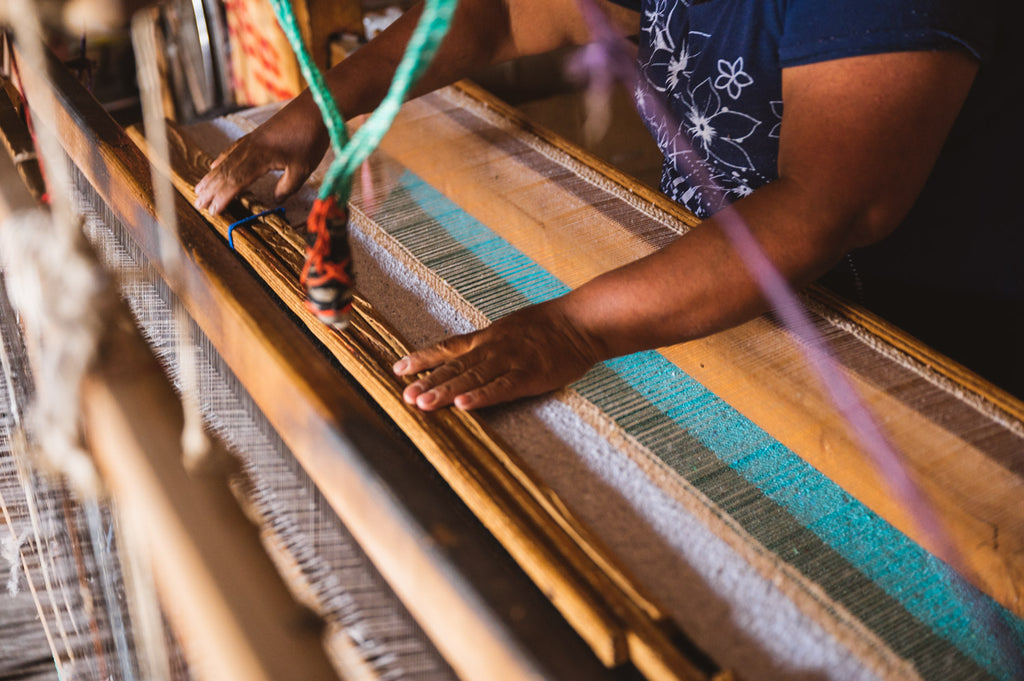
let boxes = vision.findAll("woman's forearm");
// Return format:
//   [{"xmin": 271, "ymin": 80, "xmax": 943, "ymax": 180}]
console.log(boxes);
[
  {"xmin": 559, "ymin": 180, "xmax": 855, "ymax": 362},
  {"xmin": 305, "ymin": 0, "xmax": 621, "ymax": 121}
]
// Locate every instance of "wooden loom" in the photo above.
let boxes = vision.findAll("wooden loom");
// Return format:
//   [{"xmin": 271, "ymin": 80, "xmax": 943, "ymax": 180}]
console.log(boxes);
[
  {"xmin": 2, "ymin": 41, "xmax": 627, "ymax": 681},
  {"xmin": 4, "ymin": 29, "xmax": 1024, "ymax": 681}
]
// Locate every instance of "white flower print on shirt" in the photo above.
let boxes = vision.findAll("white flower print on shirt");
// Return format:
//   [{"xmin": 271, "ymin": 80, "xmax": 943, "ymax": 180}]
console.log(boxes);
[
  {"xmin": 714, "ymin": 57, "xmax": 754, "ymax": 100},
  {"xmin": 676, "ymin": 78, "xmax": 761, "ymax": 172},
  {"xmin": 665, "ymin": 32, "xmax": 709, "ymax": 90},
  {"xmin": 641, "ymin": 23, "xmax": 709, "ymax": 95},
  {"xmin": 768, "ymin": 100, "xmax": 783, "ymax": 138},
  {"xmin": 634, "ymin": 0, "xmax": 777, "ymax": 217},
  {"xmin": 642, "ymin": 0, "xmax": 679, "ymax": 63}
]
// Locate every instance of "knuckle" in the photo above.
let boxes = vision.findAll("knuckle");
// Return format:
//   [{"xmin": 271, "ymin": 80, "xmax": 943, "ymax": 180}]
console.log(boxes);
[
  {"xmin": 438, "ymin": 333, "xmax": 472, "ymax": 353},
  {"xmin": 491, "ymin": 374, "xmax": 517, "ymax": 391},
  {"xmin": 463, "ymin": 366, "xmax": 489, "ymax": 386},
  {"xmin": 421, "ymin": 366, "xmax": 451, "ymax": 387},
  {"xmin": 432, "ymin": 382, "xmax": 455, "ymax": 398}
]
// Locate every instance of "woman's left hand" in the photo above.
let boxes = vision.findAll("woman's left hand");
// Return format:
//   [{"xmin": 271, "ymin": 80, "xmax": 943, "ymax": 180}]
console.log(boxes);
[{"xmin": 393, "ymin": 300, "xmax": 601, "ymax": 411}]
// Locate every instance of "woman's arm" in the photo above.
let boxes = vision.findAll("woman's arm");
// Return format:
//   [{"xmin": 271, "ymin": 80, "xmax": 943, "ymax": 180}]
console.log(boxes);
[
  {"xmin": 395, "ymin": 49, "xmax": 979, "ymax": 410},
  {"xmin": 193, "ymin": 0, "xmax": 638, "ymax": 214}
]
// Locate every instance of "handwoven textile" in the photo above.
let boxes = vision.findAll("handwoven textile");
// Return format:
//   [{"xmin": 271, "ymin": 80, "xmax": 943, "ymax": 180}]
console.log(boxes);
[{"xmin": 186, "ymin": 88, "xmax": 1024, "ymax": 681}]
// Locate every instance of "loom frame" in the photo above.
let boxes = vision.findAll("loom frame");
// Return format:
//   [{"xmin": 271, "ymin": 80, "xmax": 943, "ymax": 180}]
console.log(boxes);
[{"xmin": 7, "ymin": 38, "xmax": 625, "ymax": 681}]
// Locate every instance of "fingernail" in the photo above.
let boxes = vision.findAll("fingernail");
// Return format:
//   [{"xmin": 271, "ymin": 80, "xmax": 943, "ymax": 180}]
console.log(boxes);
[
  {"xmin": 454, "ymin": 394, "xmax": 474, "ymax": 410},
  {"xmin": 418, "ymin": 391, "xmax": 437, "ymax": 408},
  {"xmin": 393, "ymin": 357, "xmax": 409, "ymax": 374}
]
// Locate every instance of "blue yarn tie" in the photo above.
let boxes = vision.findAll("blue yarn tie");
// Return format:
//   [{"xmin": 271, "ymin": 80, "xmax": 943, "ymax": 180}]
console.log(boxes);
[{"xmin": 227, "ymin": 207, "xmax": 287, "ymax": 249}]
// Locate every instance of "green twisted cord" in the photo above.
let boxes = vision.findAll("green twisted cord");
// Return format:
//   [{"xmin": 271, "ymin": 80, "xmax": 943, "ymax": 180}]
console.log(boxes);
[
  {"xmin": 327, "ymin": 0, "xmax": 458, "ymax": 195},
  {"xmin": 268, "ymin": 0, "xmax": 459, "ymax": 202}
]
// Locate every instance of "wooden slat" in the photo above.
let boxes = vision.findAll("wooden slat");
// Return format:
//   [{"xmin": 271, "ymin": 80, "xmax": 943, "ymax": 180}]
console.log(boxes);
[
  {"xmin": 291, "ymin": 0, "xmax": 363, "ymax": 68},
  {"xmin": 141, "ymin": 120, "xmax": 717, "ymax": 681},
  {"xmin": 83, "ymin": 303, "xmax": 344, "ymax": 681},
  {"xmin": 0, "ymin": 76, "xmax": 46, "ymax": 201},
  {"xmin": 16, "ymin": 44, "xmax": 621, "ymax": 681},
  {"xmin": 0, "ymin": 111, "xmax": 37, "ymax": 216}
]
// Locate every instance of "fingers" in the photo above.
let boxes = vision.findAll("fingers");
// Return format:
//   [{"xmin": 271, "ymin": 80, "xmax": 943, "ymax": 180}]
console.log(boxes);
[
  {"xmin": 404, "ymin": 358, "xmax": 494, "ymax": 410},
  {"xmin": 394, "ymin": 336, "xmax": 480, "ymax": 410},
  {"xmin": 393, "ymin": 334, "xmax": 537, "ymax": 411},
  {"xmin": 400, "ymin": 360, "xmax": 524, "ymax": 412},
  {"xmin": 452, "ymin": 373, "xmax": 521, "ymax": 410},
  {"xmin": 194, "ymin": 144, "xmax": 239, "ymax": 214},
  {"xmin": 391, "ymin": 303, "xmax": 596, "ymax": 411},
  {"xmin": 194, "ymin": 168, "xmax": 249, "ymax": 216},
  {"xmin": 393, "ymin": 337, "xmax": 466, "ymax": 376},
  {"xmin": 194, "ymin": 137, "xmax": 275, "ymax": 215},
  {"xmin": 274, "ymin": 166, "xmax": 307, "ymax": 204}
]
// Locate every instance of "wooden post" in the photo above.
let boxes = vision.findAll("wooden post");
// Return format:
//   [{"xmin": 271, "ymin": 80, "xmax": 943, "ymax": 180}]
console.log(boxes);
[{"xmin": 291, "ymin": 0, "xmax": 363, "ymax": 69}]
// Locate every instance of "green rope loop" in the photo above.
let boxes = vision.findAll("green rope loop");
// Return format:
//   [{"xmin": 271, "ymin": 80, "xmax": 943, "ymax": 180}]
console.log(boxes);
[{"xmin": 268, "ymin": 0, "xmax": 459, "ymax": 202}]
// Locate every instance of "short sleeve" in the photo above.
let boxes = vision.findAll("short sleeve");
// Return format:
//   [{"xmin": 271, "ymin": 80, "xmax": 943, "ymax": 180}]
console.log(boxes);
[{"xmin": 778, "ymin": 0, "xmax": 999, "ymax": 68}]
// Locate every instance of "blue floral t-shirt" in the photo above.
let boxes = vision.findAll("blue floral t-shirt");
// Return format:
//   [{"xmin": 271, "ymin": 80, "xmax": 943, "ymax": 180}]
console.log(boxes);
[
  {"xmin": 611, "ymin": 0, "xmax": 1021, "ymax": 299},
  {"xmin": 627, "ymin": 0, "xmax": 992, "ymax": 214}
]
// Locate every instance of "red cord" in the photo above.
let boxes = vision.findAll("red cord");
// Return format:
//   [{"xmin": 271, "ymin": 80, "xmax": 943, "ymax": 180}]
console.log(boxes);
[
  {"xmin": 300, "ymin": 196, "xmax": 353, "ymax": 288},
  {"xmin": 300, "ymin": 196, "xmax": 354, "ymax": 324}
]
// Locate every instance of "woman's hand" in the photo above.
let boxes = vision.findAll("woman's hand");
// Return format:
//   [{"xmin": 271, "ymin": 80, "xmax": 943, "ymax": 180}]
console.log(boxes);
[
  {"xmin": 194, "ymin": 94, "xmax": 329, "ymax": 215},
  {"xmin": 393, "ymin": 300, "xmax": 603, "ymax": 410}
]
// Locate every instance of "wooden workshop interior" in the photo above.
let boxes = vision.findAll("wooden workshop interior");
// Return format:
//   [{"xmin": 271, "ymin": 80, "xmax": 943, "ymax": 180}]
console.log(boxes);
[{"xmin": 0, "ymin": 2, "xmax": 1020, "ymax": 681}]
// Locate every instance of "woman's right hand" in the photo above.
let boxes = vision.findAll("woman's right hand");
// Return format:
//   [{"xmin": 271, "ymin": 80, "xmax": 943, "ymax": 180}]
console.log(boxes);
[{"xmin": 194, "ymin": 93, "xmax": 330, "ymax": 215}]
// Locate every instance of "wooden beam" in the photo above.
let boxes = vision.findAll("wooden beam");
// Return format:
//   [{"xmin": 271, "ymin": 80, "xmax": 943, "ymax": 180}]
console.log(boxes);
[
  {"xmin": 0, "ymin": 76, "xmax": 46, "ymax": 201},
  {"xmin": 291, "ymin": 0, "xmax": 363, "ymax": 69},
  {"xmin": 83, "ymin": 303, "xmax": 343, "ymax": 681},
  {"xmin": 0, "ymin": 120, "xmax": 36, "ymax": 217}
]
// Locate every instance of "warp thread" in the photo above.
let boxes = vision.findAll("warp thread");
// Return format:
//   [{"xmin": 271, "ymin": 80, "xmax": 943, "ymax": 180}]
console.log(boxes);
[
  {"xmin": 0, "ymin": 209, "xmax": 108, "ymax": 497},
  {"xmin": 132, "ymin": 10, "xmax": 211, "ymax": 469}
]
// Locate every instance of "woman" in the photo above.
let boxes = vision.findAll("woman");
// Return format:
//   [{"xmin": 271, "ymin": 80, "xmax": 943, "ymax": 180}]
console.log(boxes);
[{"xmin": 195, "ymin": 0, "xmax": 1022, "ymax": 406}]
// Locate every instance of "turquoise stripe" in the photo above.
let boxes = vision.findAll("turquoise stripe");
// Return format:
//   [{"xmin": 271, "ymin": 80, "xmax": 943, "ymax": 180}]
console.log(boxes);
[
  {"xmin": 602, "ymin": 352, "xmax": 1024, "ymax": 675},
  {"xmin": 393, "ymin": 174, "xmax": 571, "ymax": 306},
  {"xmin": 394, "ymin": 169, "xmax": 1023, "ymax": 679}
]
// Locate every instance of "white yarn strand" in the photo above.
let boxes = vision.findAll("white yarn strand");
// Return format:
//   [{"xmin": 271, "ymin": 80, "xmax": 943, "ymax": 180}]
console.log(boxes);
[
  {"xmin": 0, "ymin": 210, "xmax": 105, "ymax": 496},
  {"xmin": 132, "ymin": 11, "xmax": 210, "ymax": 468}
]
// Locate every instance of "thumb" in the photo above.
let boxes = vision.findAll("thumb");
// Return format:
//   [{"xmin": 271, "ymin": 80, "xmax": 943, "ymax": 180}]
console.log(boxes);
[{"xmin": 274, "ymin": 166, "xmax": 308, "ymax": 203}]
